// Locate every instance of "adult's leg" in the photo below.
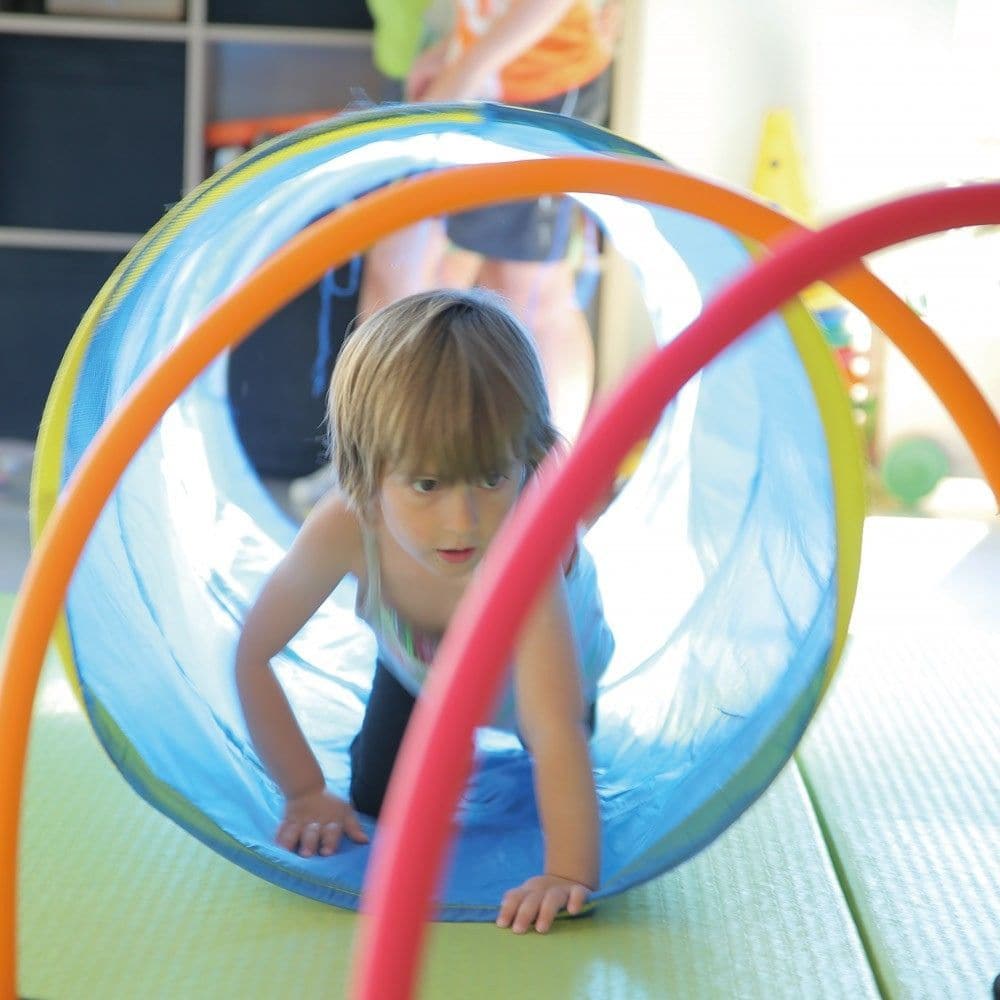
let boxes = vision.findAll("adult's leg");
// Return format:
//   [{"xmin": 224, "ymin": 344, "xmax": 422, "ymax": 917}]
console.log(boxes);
[
  {"xmin": 357, "ymin": 219, "xmax": 449, "ymax": 320},
  {"xmin": 476, "ymin": 255, "xmax": 594, "ymax": 442},
  {"xmin": 435, "ymin": 242, "xmax": 483, "ymax": 291},
  {"xmin": 290, "ymin": 220, "xmax": 465, "ymax": 518},
  {"xmin": 445, "ymin": 70, "xmax": 611, "ymax": 442},
  {"xmin": 349, "ymin": 661, "xmax": 417, "ymax": 817}
]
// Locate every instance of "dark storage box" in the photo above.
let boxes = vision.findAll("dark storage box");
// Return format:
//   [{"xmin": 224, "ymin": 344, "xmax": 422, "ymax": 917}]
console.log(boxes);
[
  {"xmin": 0, "ymin": 247, "xmax": 123, "ymax": 440},
  {"xmin": 208, "ymin": 0, "xmax": 372, "ymax": 30},
  {"xmin": 0, "ymin": 35, "xmax": 184, "ymax": 233}
]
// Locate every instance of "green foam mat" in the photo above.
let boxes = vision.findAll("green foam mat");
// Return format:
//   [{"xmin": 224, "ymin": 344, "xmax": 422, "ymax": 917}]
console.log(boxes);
[
  {"xmin": 798, "ymin": 516, "xmax": 1000, "ymax": 999},
  {"xmin": 8, "ymin": 594, "xmax": 876, "ymax": 998}
]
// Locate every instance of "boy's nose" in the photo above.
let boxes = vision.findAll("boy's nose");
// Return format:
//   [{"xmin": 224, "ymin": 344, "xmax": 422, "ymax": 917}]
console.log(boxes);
[{"xmin": 446, "ymin": 485, "xmax": 479, "ymax": 534}]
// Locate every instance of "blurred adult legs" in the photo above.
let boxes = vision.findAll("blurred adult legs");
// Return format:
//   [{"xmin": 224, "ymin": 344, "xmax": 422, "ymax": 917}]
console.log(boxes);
[{"xmin": 476, "ymin": 256, "xmax": 594, "ymax": 443}]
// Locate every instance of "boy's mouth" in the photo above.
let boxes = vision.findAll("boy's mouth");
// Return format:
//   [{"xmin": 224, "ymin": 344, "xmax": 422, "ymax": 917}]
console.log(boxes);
[{"xmin": 437, "ymin": 547, "xmax": 476, "ymax": 564}]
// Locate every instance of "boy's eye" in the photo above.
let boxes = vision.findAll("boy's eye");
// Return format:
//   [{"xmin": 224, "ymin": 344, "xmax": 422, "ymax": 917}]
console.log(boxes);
[
  {"xmin": 412, "ymin": 477, "xmax": 439, "ymax": 494},
  {"xmin": 478, "ymin": 472, "xmax": 507, "ymax": 490}
]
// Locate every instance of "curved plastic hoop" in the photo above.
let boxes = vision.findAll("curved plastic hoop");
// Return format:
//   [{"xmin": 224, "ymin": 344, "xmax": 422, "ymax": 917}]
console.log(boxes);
[{"xmin": 1, "ymin": 154, "xmax": 997, "ymax": 999}]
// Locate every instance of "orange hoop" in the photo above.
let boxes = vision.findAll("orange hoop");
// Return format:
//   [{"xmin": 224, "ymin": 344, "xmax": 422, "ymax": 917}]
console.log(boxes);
[{"xmin": 2, "ymin": 155, "xmax": 997, "ymax": 999}]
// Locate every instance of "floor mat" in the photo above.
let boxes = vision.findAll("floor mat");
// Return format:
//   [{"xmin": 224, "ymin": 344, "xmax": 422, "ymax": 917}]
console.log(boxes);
[
  {"xmin": 6, "ymin": 594, "xmax": 876, "ymax": 999},
  {"xmin": 798, "ymin": 516, "xmax": 1000, "ymax": 998}
]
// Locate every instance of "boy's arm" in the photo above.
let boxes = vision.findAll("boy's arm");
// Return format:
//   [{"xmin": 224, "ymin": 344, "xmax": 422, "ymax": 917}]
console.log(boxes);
[
  {"xmin": 502, "ymin": 576, "xmax": 599, "ymax": 933},
  {"xmin": 420, "ymin": 0, "xmax": 578, "ymax": 101},
  {"xmin": 235, "ymin": 493, "xmax": 367, "ymax": 854}
]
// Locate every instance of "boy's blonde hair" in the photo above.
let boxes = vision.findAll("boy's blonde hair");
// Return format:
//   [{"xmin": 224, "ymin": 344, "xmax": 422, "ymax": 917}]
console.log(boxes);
[{"xmin": 328, "ymin": 288, "xmax": 558, "ymax": 512}]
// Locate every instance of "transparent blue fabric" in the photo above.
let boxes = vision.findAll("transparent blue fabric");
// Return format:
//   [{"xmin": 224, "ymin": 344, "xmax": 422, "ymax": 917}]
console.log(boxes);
[{"xmin": 58, "ymin": 104, "xmax": 836, "ymax": 918}]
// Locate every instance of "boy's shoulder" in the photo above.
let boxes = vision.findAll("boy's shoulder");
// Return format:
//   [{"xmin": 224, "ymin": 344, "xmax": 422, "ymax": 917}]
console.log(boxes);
[{"xmin": 297, "ymin": 489, "xmax": 366, "ymax": 575}]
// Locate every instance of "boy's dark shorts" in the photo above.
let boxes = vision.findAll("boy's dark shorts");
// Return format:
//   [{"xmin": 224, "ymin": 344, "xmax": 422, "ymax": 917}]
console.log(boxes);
[
  {"xmin": 350, "ymin": 659, "xmax": 597, "ymax": 818},
  {"xmin": 445, "ymin": 68, "xmax": 612, "ymax": 263}
]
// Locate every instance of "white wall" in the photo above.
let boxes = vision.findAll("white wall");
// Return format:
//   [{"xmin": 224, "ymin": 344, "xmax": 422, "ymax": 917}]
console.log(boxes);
[{"xmin": 608, "ymin": 0, "xmax": 999, "ymax": 476}]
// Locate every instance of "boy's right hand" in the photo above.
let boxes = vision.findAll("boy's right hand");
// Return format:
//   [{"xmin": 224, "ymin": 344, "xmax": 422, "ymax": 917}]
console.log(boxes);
[{"xmin": 277, "ymin": 789, "xmax": 369, "ymax": 858}]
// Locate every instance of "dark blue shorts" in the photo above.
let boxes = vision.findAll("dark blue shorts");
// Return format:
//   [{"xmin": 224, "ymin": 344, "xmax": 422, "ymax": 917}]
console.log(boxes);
[
  {"xmin": 445, "ymin": 68, "xmax": 612, "ymax": 263},
  {"xmin": 350, "ymin": 660, "xmax": 596, "ymax": 818}
]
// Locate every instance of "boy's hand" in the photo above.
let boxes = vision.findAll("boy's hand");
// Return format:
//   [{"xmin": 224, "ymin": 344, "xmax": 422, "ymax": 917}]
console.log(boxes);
[
  {"xmin": 277, "ymin": 789, "xmax": 369, "ymax": 857},
  {"xmin": 496, "ymin": 874, "xmax": 591, "ymax": 934}
]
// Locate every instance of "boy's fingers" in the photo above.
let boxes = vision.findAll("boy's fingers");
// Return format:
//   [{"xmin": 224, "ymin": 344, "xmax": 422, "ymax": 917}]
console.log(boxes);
[
  {"xmin": 276, "ymin": 821, "xmax": 301, "ymax": 852},
  {"xmin": 298, "ymin": 821, "xmax": 322, "ymax": 857},
  {"xmin": 344, "ymin": 812, "xmax": 370, "ymax": 844},
  {"xmin": 512, "ymin": 895, "xmax": 540, "ymax": 935},
  {"xmin": 496, "ymin": 890, "xmax": 523, "ymax": 928},
  {"xmin": 533, "ymin": 890, "xmax": 565, "ymax": 934},
  {"xmin": 496, "ymin": 880, "xmax": 592, "ymax": 932},
  {"xmin": 319, "ymin": 821, "xmax": 342, "ymax": 855},
  {"xmin": 567, "ymin": 884, "xmax": 589, "ymax": 915}
]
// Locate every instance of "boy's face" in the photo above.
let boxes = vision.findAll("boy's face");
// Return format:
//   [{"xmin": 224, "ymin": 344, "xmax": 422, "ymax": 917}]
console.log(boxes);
[{"xmin": 377, "ymin": 460, "xmax": 526, "ymax": 578}]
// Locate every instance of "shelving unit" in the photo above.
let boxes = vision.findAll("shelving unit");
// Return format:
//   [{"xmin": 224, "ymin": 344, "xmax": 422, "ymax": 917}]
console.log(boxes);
[
  {"xmin": 2, "ymin": 3, "xmax": 627, "ymax": 467},
  {"xmin": 0, "ymin": 1, "xmax": 377, "ymax": 440},
  {"xmin": 0, "ymin": 2, "xmax": 376, "ymax": 202}
]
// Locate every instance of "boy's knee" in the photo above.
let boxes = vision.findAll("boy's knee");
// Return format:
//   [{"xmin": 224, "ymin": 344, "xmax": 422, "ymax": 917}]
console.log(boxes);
[
  {"xmin": 349, "ymin": 773, "xmax": 385, "ymax": 818},
  {"xmin": 349, "ymin": 733, "xmax": 389, "ymax": 818}
]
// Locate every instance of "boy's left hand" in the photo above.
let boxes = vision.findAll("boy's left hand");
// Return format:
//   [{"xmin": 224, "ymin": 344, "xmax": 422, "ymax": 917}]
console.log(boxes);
[{"xmin": 496, "ymin": 874, "xmax": 591, "ymax": 934}]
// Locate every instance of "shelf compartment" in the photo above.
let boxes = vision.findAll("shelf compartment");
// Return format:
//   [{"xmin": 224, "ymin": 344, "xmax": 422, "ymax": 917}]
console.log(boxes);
[
  {"xmin": 206, "ymin": 38, "xmax": 380, "ymax": 122},
  {"xmin": 206, "ymin": 0, "xmax": 372, "ymax": 31},
  {"xmin": 0, "ymin": 33, "xmax": 186, "ymax": 232},
  {"xmin": 0, "ymin": 246, "xmax": 124, "ymax": 440}
]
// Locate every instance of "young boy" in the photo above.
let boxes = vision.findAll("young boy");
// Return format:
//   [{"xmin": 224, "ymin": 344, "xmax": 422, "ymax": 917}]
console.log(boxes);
[{"xmin": 236, "ymin": 289, "xmax": 614, "ymax": 933}]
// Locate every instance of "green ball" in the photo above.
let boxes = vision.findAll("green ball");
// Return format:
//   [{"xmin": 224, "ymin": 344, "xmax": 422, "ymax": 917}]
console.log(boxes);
[{"xmin": 882, "ymin": 436, "xmax": 949, "ymax": 506}]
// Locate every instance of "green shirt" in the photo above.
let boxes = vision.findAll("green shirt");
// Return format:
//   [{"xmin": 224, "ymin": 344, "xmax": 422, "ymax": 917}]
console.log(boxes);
[{"xmin": 366, "ymin": 0, "xmax": 433, "ymax": 80}]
